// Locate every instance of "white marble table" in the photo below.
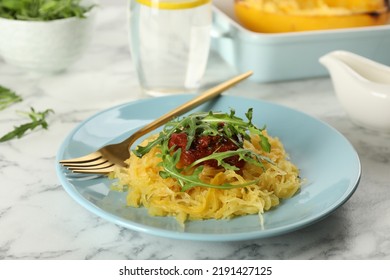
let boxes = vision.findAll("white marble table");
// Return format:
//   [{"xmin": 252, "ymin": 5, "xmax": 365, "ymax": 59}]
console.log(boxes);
[{"xmin": 1, "ymin": 1, "xmax": 389, "ymax": 260}]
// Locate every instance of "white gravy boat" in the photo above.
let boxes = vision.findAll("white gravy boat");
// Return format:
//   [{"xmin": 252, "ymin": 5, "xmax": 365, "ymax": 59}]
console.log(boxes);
[{"xmin": 319, "ymin": 50, "xmax": 390, "ymax": 132}]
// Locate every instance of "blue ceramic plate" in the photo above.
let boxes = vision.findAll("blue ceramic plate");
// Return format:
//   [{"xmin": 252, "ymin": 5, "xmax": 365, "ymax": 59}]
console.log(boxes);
[{"xmin": 56, "ymin": 95, "xmax": 361, "ymax": 241}]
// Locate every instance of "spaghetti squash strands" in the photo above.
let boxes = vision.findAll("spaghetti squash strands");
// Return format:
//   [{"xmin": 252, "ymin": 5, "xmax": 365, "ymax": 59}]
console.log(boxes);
[{"xmin": 113, "ymin": 130, "xmax": 301, "ymax": 225}]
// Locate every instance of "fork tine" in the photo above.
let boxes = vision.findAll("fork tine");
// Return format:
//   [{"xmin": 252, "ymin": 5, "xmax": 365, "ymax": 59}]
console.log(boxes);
[
  {"xmin": 59, "ymin": 152, "xmax": 102, "ymax": 164},
  {"xmin": 61, "ymin": 157, "xmax": 108, "ymax": 167},
  {"xmin": 67, "ymin": 161, "xmax": 114, "ymax": 170},
  {"xmin": 71, "ymin": 166, "xmax": 115, "ymax": 174}
]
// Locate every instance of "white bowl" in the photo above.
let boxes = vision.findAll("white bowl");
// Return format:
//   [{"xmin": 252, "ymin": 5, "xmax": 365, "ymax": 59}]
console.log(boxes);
[{"xmin": 0, "ymin": 12, "xmax": 95, "ymax": 73}]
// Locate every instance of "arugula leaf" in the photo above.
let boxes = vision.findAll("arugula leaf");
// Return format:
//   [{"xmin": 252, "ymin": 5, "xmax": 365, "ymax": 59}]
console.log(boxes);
[
  {"xmin": 133, "ymin": 134, "xmax": 163, "ymax": 158},
  {"xmin": 248, "ymin": 126, "xmax": 271, "ymax": 153},
  {"xmin": 0, "ymin": 86, "xmax": 22, "ymax": 111},
  {"xmin": 159, "ymin": 146, "xmax": 259, "ymax": 192},
  {"xmin": 134, "ymin": 109, "xmax": 271, "ymax": 158},
  {"xmin": 0, "ymin": 0, "xmax": 95, "ymax": 21},
  {"xmin": 0, "ymin": 107, "xmax": 54, "ymax": 142},
  {"xmin": 188, "ymin": 148, "xmax": 273, "ymax": 172},
  {"xmin": 134, "ymin": 108, "xmax": 273, "ymax": 191}
]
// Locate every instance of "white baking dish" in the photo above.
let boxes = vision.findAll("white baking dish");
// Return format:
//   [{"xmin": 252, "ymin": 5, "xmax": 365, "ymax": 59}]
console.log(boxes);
[{"xmin": 211, "ymin": 0, "xmax": 390, "ymax": 83}]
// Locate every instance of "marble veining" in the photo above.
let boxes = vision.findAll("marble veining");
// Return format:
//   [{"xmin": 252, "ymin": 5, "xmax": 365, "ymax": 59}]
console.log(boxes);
[{"xmin": 0, "ymin": 1, "xmax": 389, "ymax": 260}]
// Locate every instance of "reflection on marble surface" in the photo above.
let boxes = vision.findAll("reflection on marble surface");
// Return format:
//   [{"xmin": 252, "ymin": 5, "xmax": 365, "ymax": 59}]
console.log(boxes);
[{"xmin": 0, "ymin": 1, "xmax": 389, "ymax": 260}]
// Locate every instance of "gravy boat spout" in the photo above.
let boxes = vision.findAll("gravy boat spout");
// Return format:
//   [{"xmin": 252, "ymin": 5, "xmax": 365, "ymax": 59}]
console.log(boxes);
[{"xmin": 319, "ymin": 50, "xmax": 390, "ymax": 132}]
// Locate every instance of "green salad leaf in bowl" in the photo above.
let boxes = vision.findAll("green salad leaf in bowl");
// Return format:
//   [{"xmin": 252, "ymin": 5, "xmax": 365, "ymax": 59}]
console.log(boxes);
[
  {"xmin": 0, "ymin": 0, "xmax": 95, "ymax": 21},
  {"xmin": 0, "ymin": 0, "xmax": 96, "ymax": 72}
]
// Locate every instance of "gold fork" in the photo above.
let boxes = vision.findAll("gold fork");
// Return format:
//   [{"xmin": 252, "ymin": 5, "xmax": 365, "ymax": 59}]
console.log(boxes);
[{"xmin": 59, "ymin": 71, "xmax": 253, "ymax": 174}]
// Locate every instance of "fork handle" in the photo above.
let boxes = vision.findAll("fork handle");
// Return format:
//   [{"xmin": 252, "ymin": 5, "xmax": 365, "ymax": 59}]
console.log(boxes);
[{"xmin": 125, "ymin": 70, "xmax": 253, "ymax": 147}]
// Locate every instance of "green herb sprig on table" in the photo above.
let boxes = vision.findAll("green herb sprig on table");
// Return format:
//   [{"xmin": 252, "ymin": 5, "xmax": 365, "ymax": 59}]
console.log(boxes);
[
  {"xmin": 0, "ymin": 107, "xmax": 54, "ymax": 142},
  {"xmin": 134, "ymin": 109, "xmax": 273, "ymax": 191},
  {"xmin": 0, "ymin": 85, "xmax": 23, "ymax": 111},
  {"xmin": 0, "ymin": 0, "xmax": 95, "ymax": 21}
]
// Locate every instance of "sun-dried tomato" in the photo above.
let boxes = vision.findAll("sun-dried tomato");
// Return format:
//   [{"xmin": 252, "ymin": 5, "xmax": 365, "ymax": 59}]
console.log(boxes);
[{"xmin": 168, "ymin": 132, "xmax": 244, "ymax": 168}]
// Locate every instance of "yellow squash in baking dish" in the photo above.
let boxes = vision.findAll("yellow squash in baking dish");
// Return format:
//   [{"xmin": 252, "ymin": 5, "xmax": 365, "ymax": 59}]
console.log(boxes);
[{"xmin": 234, "ymin": 0, "xmax": 390, "ymax": 33}]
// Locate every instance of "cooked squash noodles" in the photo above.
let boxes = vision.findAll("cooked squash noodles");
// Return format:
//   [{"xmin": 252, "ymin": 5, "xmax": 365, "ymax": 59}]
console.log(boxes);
[{"xmin": 113, "ymin": 131, "xmax": 301, "ymax": 225}]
